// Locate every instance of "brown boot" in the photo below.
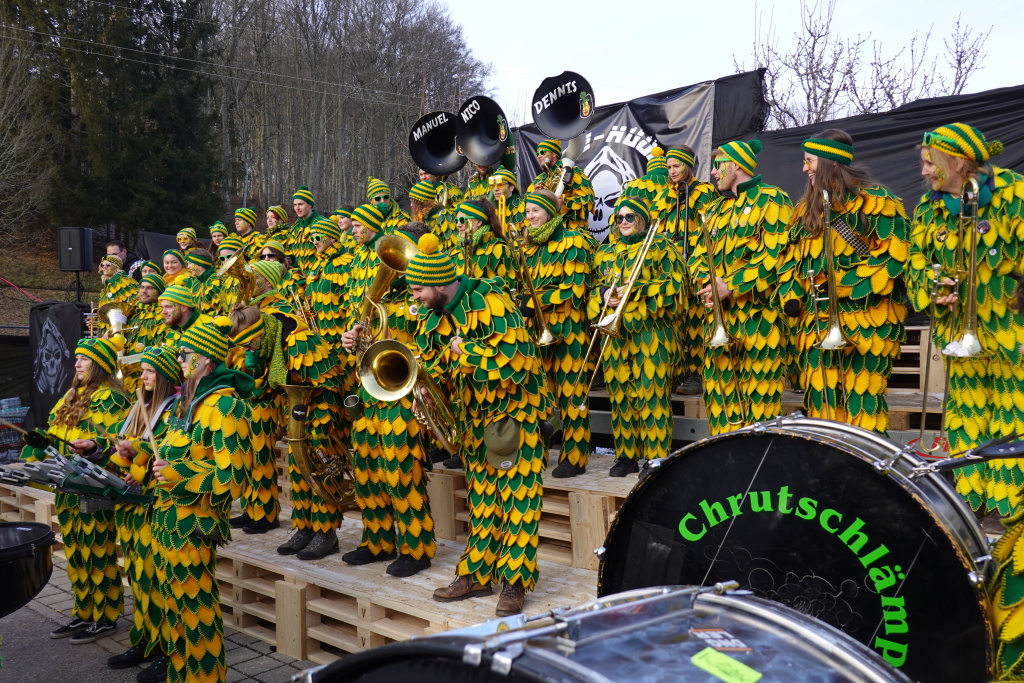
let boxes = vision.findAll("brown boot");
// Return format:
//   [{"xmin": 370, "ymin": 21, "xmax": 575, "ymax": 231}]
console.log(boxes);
[
  {"xmin": 433, "ymin": 575, "xmax": 493, "ymax": 602},
  {"xmin": 495, "ymin": 581, "xmax": 526, "ymax": 616}
]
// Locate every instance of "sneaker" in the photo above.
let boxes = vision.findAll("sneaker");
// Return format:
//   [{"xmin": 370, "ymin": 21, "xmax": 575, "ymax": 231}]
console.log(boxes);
[
  {"xmin": 551, "ymin": 460, "xmax": 586, "ymax": 478},
  {"xmin": 137, "ymin": 652, "xmax": 169, "ymax": 683},
  {"xmin": 50, "ymin": 617, "xmax": 91, "ymax": 639},
  {"xmin": 342, "ymin": 545, "xmax": 397, "ymax": 566},
  {"xmin": 229, "ymin": 512, "xmax": 252, "ymax": 528},
  {"xmin": 243, "ymin": 518, "xmax": 280, "ymax": 534},
  {"xmin": 107, "ymin": 641, "xmax": 153, "ymax": 669},
  {"xmin": 428, "ymin": 447, "xmax": 451, "ymax": 463},
  {"xmin": 675, "ymin": 375, "xmax": 703, "ymax": 396},
  {"xmin": 69, "ymin": 620, "xmax": 117, "ymax": 644},
  {"xmin": 609, "ymin": 458, "xmax": 640, "ymax": 477},
  {"xmin": 386, "ymin": 554, "xmax": 431, "ymax": 577},
  {"xmin": 495, "ymin": 581, "xmax": 526, "ymax": 616},
  {"xmin": 277, "ymin": 527, "xmax": 315, "ymax": 555},
  {"xmin": 296, "ymin": 531, "xmax": 339, "ymax": 560},
  {"xmin": 441, "ymin": 455, "xmax": 462, "ymax": 469},
  {"xmin": 432, "ymin": 575, "xmax": 493, "ymax": 602}
]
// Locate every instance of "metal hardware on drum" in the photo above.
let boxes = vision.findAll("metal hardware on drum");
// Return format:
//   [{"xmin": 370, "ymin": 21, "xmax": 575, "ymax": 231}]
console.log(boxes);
[{"xmin": 910, "ymin": 431, "xmax": 1024, "ymax": 478}]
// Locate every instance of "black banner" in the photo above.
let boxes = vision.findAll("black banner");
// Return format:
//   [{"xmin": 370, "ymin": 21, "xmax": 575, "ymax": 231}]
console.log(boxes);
[
  {"xmin": 515, "ymin": 70, "xmax": 767, "ymax": 242},
  {"xmin": 754, "ymin": 83, "xmax": 1024, "ymax": 208},
  {"xmin": 28, "ymin": 301, "xmax": 88, "ymax": 431}
]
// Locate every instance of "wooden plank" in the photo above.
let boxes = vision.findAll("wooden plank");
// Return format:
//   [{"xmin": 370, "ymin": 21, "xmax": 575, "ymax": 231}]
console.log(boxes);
[
  {"xmin": 569, "ymin": 492, "xmax": 616, "ymax": 570},
  {"xmin": 307, "ymin": 623, "xmax": 359, "ymax": 653},
  {"xmin": 275, "ymin": 580, "xmax": 307, "ymax": 660},
  {"xmin": 242, "ymin": 601, "xmax": 276, "ymax": 623},
  {"xmin": 425, "ymin": 471, "xmax": 455, "ymax": 540}
]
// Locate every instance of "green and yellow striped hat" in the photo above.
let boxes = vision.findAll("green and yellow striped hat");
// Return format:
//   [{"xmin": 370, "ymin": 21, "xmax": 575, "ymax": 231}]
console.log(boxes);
[
  {"xmin": 525, "ymin": 192, "xmax": 558, "ymax": 219},
  {"xmin": 718, "ymin": 139, "xmax": 762, "ymax": 175},
  {"xmin": 230, "ymin": 315, "xmax": 265, "ymax": 348},
  {"xmin": 235, "ymin": 207, "xmax": 258, "ymax": 227},
  {"xmin": 645, "ymin": 147, "xmax": 668, "ymax": 174},
  {"xmin": 179, "ymin": 316, "xmax": 234, "ymax": 364},
  {"xmin": 140, "ymin": 260, "xmax": 162, "ymax": 274},
  {"xmin": 666, "ymin": 147, "xmax": 696, "ymax": 169},
  {"xmin": 367, "ymin": 176, "xmax": 390, "ymax": 201},
  {"xmin": 250, "ymin": 260, "xmax": 284, "ymax": 289},
  {"xmin": 409, "ymin": 180, "xmax": 439, "ymax": 203},
  {"xmin": 406, "ymin": 233, "xmax": 456, "ymax": 287},
  {"xmin": 141, "ymin": 273, "xmax": 166, "ymax": 294},
  {"xmin": 456, "ymin": 201, "xmax": 489, "ymax": 223},
  {"xmin": 263, "ymin": 239, "xmax": 286, "ymax": 254},
  {"xmin": 75, "ymin": 335, "xmax": 125, "ymax": 376},
  {"xmin": 185, "ymin": 250, "xmax": 213, "ymax": 269},
  {"xmin": 141, "ymin": 345, "xmax": 181, "ymax": 385},
  {"xmin": 176, "ymin": 227, "xmax": 197, "ymax": 242},
  {"xmin": 293, "ymin": 185, "xmax": 315, "ymax": 205},
  {"xmin": 802, "ymin": 138, "xmax": 854, "ymax": 165},
  {"xmin": 332, "ymin": 207, "xmax": 353, "ymax": 220},
  {"xmin": 268, "ymin": 205, "xmax": 289, "ymax": 222},
  {"xmin": 492, "ymin": 168, "xmax": 518, "ymax": 191},
  {"xmin": 352, "ymin": 203, "xmax": 386, "ymax": 232},
  {"xmin": 100, "ymin": 254, "xmax": 123, "ymax": 270},
  {"xmin": 218, "ymin": 235, "xmax": 244, "ymax": 254},
  {"xmin": 615, "ymin": 196, "xmax": 651, "ymax": 226},
  {"xmin": 158, "ymin": 283, "xmax": 196, "ymax": 309},
  {"xmin": 923, "ymin": 123, "xmax": 1004, "ymax": 162},
  {"xmin": 312, "ymin": 216, "xmax": 341, "ymax": 242},
  {"xmin": 537, "ymin": 139, "xmax": 561, "ymax": 157},
  {"xmin": 162, "ymin": 249, "xmax": 185, "ymax": 267},
  {"xmin": 208, "ymin": 222, "xmax": 228, "ymax": 238}
]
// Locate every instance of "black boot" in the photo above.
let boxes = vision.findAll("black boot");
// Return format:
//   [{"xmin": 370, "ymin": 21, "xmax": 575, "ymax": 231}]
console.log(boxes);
[
  {"xmin": 609, "ymin": 458, "xmax": 639, "ymax": 477},
  {"xmin": 229, "ymin": 512, "xmax": 252, "ymax": 528},
  {"xmin": 276, "ymin": 528, "xmax": 315, "ymax": 555},
  {"xmin": 342, "ymin": 545, "xmax": 397, "ymax": 566},
  {"xmin": 386, "ymin": 554, "xmax": 431, "ymax": 577},
  {"xmin": 243, "ymin": 518, "xmax": 280, "ymax": 534},
  {"xmin": 296, "ymin": 531, "xmax": 339, "ymax": 560},
  {"xmin": 107, "ymin": 641, "xmax": 152, "ymax": 669},
  {"xmin": 136, "ymin": 651, "xmax": 169, "ymax": 683}
]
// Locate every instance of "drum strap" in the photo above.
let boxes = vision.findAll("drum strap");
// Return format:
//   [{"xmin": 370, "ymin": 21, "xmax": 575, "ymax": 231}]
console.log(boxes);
[{"xmin": 830, "ymin": 215, "xmax": 871, "ymax": 256}]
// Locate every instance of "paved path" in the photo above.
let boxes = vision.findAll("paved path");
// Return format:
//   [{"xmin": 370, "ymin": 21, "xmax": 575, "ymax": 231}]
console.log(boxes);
[{"xmin": 0, "ymin": 550, "xmax": 321, "ymax": 683}]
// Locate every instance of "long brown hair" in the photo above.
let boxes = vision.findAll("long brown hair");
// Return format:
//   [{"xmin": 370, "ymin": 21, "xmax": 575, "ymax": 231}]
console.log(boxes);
[
  {"xmin": 122, "ymin": 369, "xmax": 178, "ymax": 438},
  {"xmin": 799, "ymin": 129, "xmax": 878, "ymax": 235},
  {"xmin": 176, "ymin": 360, "xmax": 214, "ymax": 418},
  {"xmin": 51, "ymin": 363, "xmax": 123, "ymax": 429},
  {"xmin": 462, "ymin": 198, "xmax": 503, "ymax": 238}
]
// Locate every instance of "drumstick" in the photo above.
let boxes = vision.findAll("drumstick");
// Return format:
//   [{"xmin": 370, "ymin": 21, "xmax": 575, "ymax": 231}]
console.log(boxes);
[{"xmin": 135, "ymin": 387, "xmax": 161, "ymax": 458}]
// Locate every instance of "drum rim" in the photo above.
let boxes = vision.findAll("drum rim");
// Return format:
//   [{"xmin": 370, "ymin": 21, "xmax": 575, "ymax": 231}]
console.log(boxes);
[{"xmin": 0, "ymin": 522, "xmax": 56, "ymax": 562}]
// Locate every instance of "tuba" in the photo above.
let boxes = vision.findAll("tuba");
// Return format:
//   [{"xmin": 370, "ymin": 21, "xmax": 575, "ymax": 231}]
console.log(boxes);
[
  {"xmin": 358, "ymin": 339, "xmax": 463, "ymax": 453},
  {"xmin": 216, "ymin": 247, "xmax": 256, "ymax": 307},
  {"xmin": 282, "ymin": 384, "xmax": 355, "ymax": 509},
  {"xmin": 456, "ymin": 95, "xmax": 510, "ymax": 168},
  {"xmin": 409, "ymin": 110, "xmax": 467, "ymax": 209},
  {"xmin": 531, "ymin": 71, "xmax": 595, "ymax": 198},
  {"xmin": 352, "ymin": 235, "xmax": 420, "ymax": 361}
]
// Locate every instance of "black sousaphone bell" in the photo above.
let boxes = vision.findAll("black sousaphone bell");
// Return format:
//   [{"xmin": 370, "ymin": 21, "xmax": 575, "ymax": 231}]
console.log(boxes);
[
  {"xmin": 455, "ymin": 95, "xmax": 510, "ymax": 167},
  {"xmin": 408, "ymin": 110, "xmax": 467, "ymax": 177},
  {"xmin": 531, "ymin": 71, "xmax": 595, "ymax": 143}
]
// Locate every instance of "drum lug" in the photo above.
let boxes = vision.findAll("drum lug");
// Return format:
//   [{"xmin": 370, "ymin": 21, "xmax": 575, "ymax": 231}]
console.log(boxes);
[
  {"xmin": 594, "ymin": 546, "xmax": 606, "ymax": 560},
  {"xmin": 463, "ymin": 643, "xmax": 483, "ymax": 666},
  {"xmin": 491, "ymin": 643, "xmax": 524, "ymax": 675}
]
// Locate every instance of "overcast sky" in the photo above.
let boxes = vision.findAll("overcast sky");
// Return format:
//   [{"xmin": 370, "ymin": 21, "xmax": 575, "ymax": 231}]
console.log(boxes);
[{"xmin": 442, "ymin": 0, "xmax": 1019, "ymax": 125}]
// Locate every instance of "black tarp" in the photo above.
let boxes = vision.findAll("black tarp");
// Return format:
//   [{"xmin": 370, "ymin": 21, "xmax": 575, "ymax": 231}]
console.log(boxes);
[
  {"xmin": 28, "ymin": 301, "xmax": 87, "ymax": 431},
  {"xmin": 0, "ymin": 335, "xmax": 31, "ymax": 405},
  {"xmin": 754, "ymin": 83, "xmax": 1024, "ymax": 207},
  {"xmin": 515, "ymin": 70, "xmax": 767, "ymax": 241}
]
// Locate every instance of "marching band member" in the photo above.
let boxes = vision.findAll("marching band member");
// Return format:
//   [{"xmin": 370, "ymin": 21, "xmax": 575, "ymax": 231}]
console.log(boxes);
[
  {"xmin": 465, "ymin": 162, "xmax": 500, "ymax": 200},
  {"xmin": 175, "ymin": 227, "xmax": 203, "ymax": 253},
  {"xmin": 778, "ymin": 130, "xmax": 910, "ymax": 434},
  {"xmin": 652, "ymin": 146, "xmax": 718, "ymax": 396},
  {"xmin": 691, "ymin": 139, "xmax": 793, "ymax": 434},
  {"xmin": 127, "ymin": 273, "xmax": 172, "ymax": 351},
  {"xmin": 265, "ymin": 205, "xmax": 291, "ymax": 242},
  {"xmin": 408, "ymin": 234, "xmax": 551, "ymax": 615},
  {"xmin": 93, "ymin": 254, "xmax": 139, "ymax": 335},
  {"xmin": 209, "ymin": 222, "xmax": 228, "ymax": 251},
  {"xmin": 340, "ymin": 224, "xmax": 436, "ymax": 576},
  {"xmin": 490, "ymin": 168, "xmax": 527, "ymax": 232},
  {"xmin": 451, "ymin": 199, "xmax": 514, "ymax": 288},
  {"xmin": 907, "ymin": 124, "xmax": 1024, "ymax": 515},
  {"xmin": 306, "ymin": 216, "xmax": 356, "ymax": 383},
  {"xmin": 158, "ymin": 284, "xmax": 215, "ymax": 347},
  {"xmin": 150, "ymin": 319, "xmax": 254, "ymax": 683},
  {"xmin": 589, "ymin": 198, "xmax": 684, "ymax": 475},
  {"xmin": 99, "ymin": 346, "xmax": 181, "ymax": 679},
  {"xmin": 367, "ymin": 176, "xmax": 410, "ymax": 233},
  {"xmin": 184, "ymin": 248, "xmax": 225, "ymax": 316},
  {"xmin": 234, "ymin": 207, "xmax": 265, "ymax": 260},
  {"xmin": 410, "ymin": 180, "xmax": 458, "ymax": 251},
  {"xmin": 613, "ymin": 147, "xmax": 671, "ymax": 234},
  {"xmin": 330, "ymin": 206, "xmax": 358, "ymax": 255},
  {"xmin": 521, "ymin": 189, "xmax": 593, "ymax": 478},
  {"xmin": 419, "ymin": 166, "xmax": 463, "ymax": 207},
  {"xmin": 162, "ymin": 249, "xmax": 189, "ymax": 286},
  {"xmin": 22, "ymin": 336, "xmax": 132, "ymax": 643},
  {"xmin": 139, "ymin": 260, "xmax": 162, "ymax": 278},
  {"xmin": 527, "ymin": 139, "xmax": 597, "ymax": 249},
  {"xmin": 289, "ymin": 185, "xmax": 323, "ymax": 275}
]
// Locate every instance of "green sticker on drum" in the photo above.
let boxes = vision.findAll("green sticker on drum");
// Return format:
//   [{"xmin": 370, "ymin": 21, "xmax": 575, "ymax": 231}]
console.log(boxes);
[{"xmin": 691, "ymin": 647, "xmax": 762, "ymax": 683}]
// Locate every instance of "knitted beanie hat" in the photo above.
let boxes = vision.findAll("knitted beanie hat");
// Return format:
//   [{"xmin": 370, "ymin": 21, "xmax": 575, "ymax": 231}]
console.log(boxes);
[
  {"xmin": 406, "ymin": 233, "xmax": 457, "ymax": 287},
  {"xmin": 263, "ymin": 239, "xmax": 286, "ymax": 255},
  {"xmin": 351, "ymin": 203, "xmax": 386, "ymax": 232},
  {"xmin": 100, "ymin": 254, "xmax": 123, "ymax": 270},
  {"xmin": 235, "ymin": 207, "xmax": 258, "ymax": 227},
  {"xmin": 75, "ymin": 335, "xmax": 125, "ymax": 376},
  {"xmin": 208, "ymin": 222, "xmax": 228, "ymax": 238},
  {"xmin": 409, "ymin": 180, "xmax": 439, "ymax": 203},
  {"xmin": 311, "ymin": 216, "xmax": 342, "ymax": 242},
  {"xmin": 268, "ymin": 205, "xmax": 289, "ymax": 222},
  {"xmin": 218, "ymin": 235, "xmax": 244, "ymax": 254},
  {"xmin": 141, "ymin": 345, "xmax": 182, "ymax": 385},
  {"xmin": 367, "ymin": 176, "xmax": 391, "ymax": 201},
  {"xmin": 718, "ymin": 139, "xmax": 762, "ymax": 175},
  {"xmin": 162, "ymin": 249, "xmax": 185, "ymax": 267},
  {"xmin": 250, "ymin": 260, "xmax": 284, "ymax": 289},
  {"xmin": 456, "ymin": 201, "xmax": 489, "ymax": 224},
  {"xmin": 158, "ymin": 283, "xmax": 196, "ymax": 309},
  {"xmin": 177, "ymin": 227, "xmax": 198, "ymax": 242},
  {"xmin": 666, "ymin": 147, "xmax": 696, "ymax": 169},
  {"xmin": 923, "ymin": 123, "xmax": 1004, "ymax": 162},
  {"xmin": 141, "ymin": 273, "xmax": 166, "ymax": 294},
  {"xmin": 802, "ymin": 138, "xmax": 855, "ymax": 165},
  {"xmin": 140, "ymin": 260, "xmax": 162, "ymax": 274},
  {"xmin": 179, "ymin": 317, "xmax": 234, "ymax": 364},
  {"xmin": 524, "ymin": 192, "xmax": 558, "ymax": 219},
  {"xmin": 616, "ymin": 196, "xmax": 651, "ymax": 226},
  {"xmin": 332, "ymin": 207, "xmax": 354, "ymax": 220},
  {"xmin": 185, "ymin": 250, "xmax": 214, "ymax": 269},
  {"xmin": 537, "ymin": 139, "xmax": 562, "ymax": 157},
  {"xmin": 293, "ymin": 185, "xmax": 315, "ymax": 205},
  {"xmin": 492, "ymin": 168, "xmax": 518, "ymax": 191}
]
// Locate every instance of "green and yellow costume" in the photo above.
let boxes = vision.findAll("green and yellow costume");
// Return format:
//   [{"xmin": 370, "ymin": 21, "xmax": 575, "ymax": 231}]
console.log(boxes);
[
  {"xmin": 286, "ymin": 185, "xmax": 323, "ymax": 275},
  {"xmin": 691, "ymin": 155, "xmax": 793, "ymax": 435},
  {"xmin": 589, "ymin": 200, "xmax": 684, "ymax": 462},
  {"xmin": 528, "ymin": 141, "xmax": 596, "ymax": 247},
  {"xmin": 779, "ymin": 184, "xmax": 909, "ymax": 434}
]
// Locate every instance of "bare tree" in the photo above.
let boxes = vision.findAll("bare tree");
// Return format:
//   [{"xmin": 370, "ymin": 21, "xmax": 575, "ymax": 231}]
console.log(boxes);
[{"xmin": 736, "ymin": 0, "xmax": 991, "ymax": 130}]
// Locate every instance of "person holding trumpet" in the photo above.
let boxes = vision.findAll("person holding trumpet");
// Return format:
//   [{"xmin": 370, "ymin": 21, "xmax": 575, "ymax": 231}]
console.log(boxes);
[
  {"xmin": 588, "ymin": 197, "xmax": 684, "ymax": 476},
  {"xmin": 777, "ymin": 130, "xmax": 910, "ymax": 434}
]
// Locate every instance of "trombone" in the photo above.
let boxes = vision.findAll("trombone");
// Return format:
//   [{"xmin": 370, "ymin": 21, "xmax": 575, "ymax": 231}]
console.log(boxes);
[
  {"xmin": 572, "ymin": 271, "xmax": 621, "ymax": 410},
  {"xmin": 492, "ymin": 176, "xmax": 558, "ymax": 346},
  {"xmin": 698, "ymin": 219, "xmax": 749, "ymax": 425}
]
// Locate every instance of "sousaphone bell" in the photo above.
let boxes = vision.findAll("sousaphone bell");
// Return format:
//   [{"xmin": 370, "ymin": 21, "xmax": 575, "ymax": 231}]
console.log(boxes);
[
  {"xmin": 456, "ymin": 95, "xmax": 510, "ymax": 167},
  {"xmin": 531, "ymin": 70, "xmax": 595, "ymax": 141},
  {"xmin": 408, "ymin": 110, "xmax": 467, "ymax": 177}
]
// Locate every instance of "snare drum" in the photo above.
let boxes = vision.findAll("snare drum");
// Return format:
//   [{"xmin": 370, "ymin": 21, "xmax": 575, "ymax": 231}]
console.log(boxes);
[
  {"xmin": 304, "ymin": 584, "xmax": 911, "ymax": 682},
  {"xmin": 599, "ymin": 415, "xmax": 993, "ymax": 683}
]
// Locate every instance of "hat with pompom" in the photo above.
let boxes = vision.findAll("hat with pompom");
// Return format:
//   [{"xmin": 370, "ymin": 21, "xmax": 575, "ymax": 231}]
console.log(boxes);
[
  {"xmin": 646, "ymin": 146, "xmax": 668, "ymax": 175},
  {"xmin": 268, "ymin": 205, "xmax": 289, "ymax": 222},
  {"xmin": 293, "ymin": 185, "xmax": 315, "ymax": 205},
  {"xmin": 366, "ymin": 176, "xmax": 391, "ymax": 201},
  {"xmin": 406, "ymin": 233, "xmax": 457, "ymax": 287},
  {"xmin": 312, "ymin": 216, "xmax": 341, "ymax": 242},
  {"xmin": 234, "ymin": 207, "xmax": 258, "ymax": 228},
  {"xmin": 208, "ymin": 222, "xmax": 228, "ymax": 238},
  {"xmin": 159, "ymin": 283, "xmax": 196, "ymax": 309},
  {"xmin": 718, "ymin": 139, "xmax": 762, "ymax": 176},
  {"xmin": 923, "ymin": 123, "xmax": 1003, "ymax": 162},
  {"xmin": 180, "ymin": 316, "xmax": 234, "ymax": 363},
  {"xmin": 537, "ymin": 139, "xmax": 562, "ymax": 157},
  {"xmin": 75, "ymin": 334, "xmax": 126, "ymax": 376}
]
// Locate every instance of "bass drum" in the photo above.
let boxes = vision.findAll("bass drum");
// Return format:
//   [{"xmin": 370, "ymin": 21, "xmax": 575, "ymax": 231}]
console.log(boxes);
[
  {"xmin": 0, "ymin": 521, "xmax": 55, "ymax": 618},
  {"xmin": 304, "ymin": 585, "xmax": 911, "ymax": 682},
  {"xmin": 598, "ymin": 415, "xmax": 993, "ymax": 683}
]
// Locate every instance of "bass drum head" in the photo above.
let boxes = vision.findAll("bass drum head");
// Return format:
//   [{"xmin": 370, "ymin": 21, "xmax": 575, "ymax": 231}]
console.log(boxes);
[
  {"xmin": 598, "ymin": 421, "xmax": 992, "ymax": 683},
  {"xmin": 0, "ymin": 522, "xmax": 55, "ymax": 619}
]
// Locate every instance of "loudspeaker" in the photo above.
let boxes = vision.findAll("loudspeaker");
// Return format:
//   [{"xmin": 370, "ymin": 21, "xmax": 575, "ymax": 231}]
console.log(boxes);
[{"xmin": 58, "ymin": 227, "xmax": 94, "ymax": 271}]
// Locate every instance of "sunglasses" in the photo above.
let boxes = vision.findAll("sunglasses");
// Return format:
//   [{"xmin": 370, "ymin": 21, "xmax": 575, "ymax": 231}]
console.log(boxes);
[
  {"xmin": 456, "ymin": 217, "xmax": 470, "ymax": 225},
  {"xmin": 373, "ymin": 195, "xmax": 390, "ymax": 203},
  {"xmin": 712, "ymin": 157, "xmax": 732, "ymax": 170},
  {"xmin": 922, "ymin": 131, "xmax": 960, "ymax": 148},
  {"xmin": 219, "ymin": 255, "xmax": 231, "ymax": 262},
  {"xmin": 615, "ymin": 213, "xmax": 637, "ymax": 224},
  {"xmin": 260, "ymin": 253, "xmax": 278, "ymax": 259}
]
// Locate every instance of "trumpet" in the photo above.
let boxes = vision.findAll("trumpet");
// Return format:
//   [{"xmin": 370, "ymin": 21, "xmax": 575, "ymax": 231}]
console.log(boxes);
[
  {"xmin": 288, "ymin": 285, "xmax": 321, "ymax": 335},
  {"xmin": 492, "ymin": 176, "xmax": 558, "ymax": 347},
  {"xmin": 353, "ymin": 235, "xmax": 419, "ymax": 361},
  {"xmin": 699, "ymin": 219, "xmax": 748, "ymax": 425},
  {"xmin": 358, "ymin": 339, "xmax": 464, "ymax": 453},
  {"xmin": 84, "ymin": 301, "xmax": 99, "ymax": 338}
]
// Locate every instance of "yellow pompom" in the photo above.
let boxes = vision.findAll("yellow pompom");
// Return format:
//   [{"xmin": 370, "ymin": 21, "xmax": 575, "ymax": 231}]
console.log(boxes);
[
  {"xmin": 109, "ymin": 334, "xmax": 126, "ymax": 354},
  {"xmin": 651, "ymin": 146, "xmax": 664, "ymax": 157},
  {"xmin": 418, "ymin": 232, "xmax": 440, "ymax": 255},
  {"xmin": 213, "ymin": 315, "xmax": 233, "ymax": 333},
  {"xmin": 330, "ymin": 215, "xmax": 340, "ymax": 224}
]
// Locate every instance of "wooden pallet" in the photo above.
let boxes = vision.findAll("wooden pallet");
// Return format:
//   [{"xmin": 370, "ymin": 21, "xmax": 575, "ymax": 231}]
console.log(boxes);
[
  {"xmin": 0, "ymin": 481, "xmax": 61, "ymax": 545},
  {"xmin": 890, "ymin": 325, "xmax": 946, "ymax": 393}
]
